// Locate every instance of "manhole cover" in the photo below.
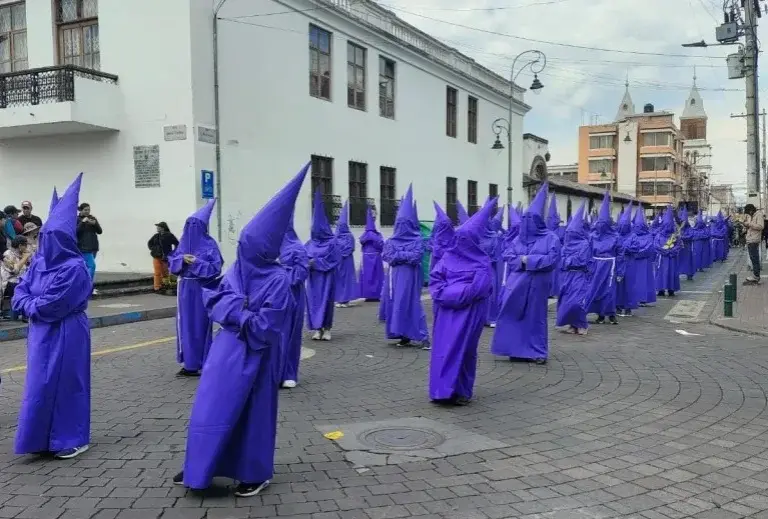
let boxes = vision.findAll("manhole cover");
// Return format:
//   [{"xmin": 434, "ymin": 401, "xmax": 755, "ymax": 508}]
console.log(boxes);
[{"xmin": 358, "ymin": 427, "xmax": 445, "ymax": 451}]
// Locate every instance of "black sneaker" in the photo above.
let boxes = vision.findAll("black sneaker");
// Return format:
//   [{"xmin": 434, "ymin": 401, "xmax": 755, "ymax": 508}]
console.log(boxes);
[
  {"xmin": 176, "ymin": 368, "xmax": 201, "ymax": 378},
  {"xmin": 609, "ymin": 315, "xmax": 618, "ymax": 325},
  {"xmin": 596, "ymin": 316, "xmax": 605, "ymax": 324},
  {"xmin": 234, "ymin": 480, "xmax": 269, "ymax": 497},
  {"xmin": 172, "ymin": 472, "xmax": 184, "ymax": 486}
]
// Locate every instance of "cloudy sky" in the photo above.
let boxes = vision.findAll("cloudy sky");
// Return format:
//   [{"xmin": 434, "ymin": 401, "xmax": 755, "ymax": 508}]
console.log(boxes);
[{"xmin": 376, "ymin": 0, "xmax": 765, "ymax": 200}]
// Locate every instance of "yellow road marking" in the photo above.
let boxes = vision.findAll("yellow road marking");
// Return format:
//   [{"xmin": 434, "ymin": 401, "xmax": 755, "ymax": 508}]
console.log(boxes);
[{"xmin": 1, "ymin": 336, "xmax": 175, "ymax": 375}]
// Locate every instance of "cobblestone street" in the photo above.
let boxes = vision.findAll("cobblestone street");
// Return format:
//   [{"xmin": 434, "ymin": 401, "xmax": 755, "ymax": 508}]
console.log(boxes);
[{"xmin": 1, "ymin": 260, "xmax": 768, "ymax": 519}]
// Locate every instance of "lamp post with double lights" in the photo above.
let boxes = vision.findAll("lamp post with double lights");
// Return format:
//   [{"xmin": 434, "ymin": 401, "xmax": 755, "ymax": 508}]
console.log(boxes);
[{"xmin": 491, "ymin": 50, "xmax": 546, "ymax": 206}]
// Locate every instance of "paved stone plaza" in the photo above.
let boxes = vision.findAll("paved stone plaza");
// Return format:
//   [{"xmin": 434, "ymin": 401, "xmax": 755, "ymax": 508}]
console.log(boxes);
[{"xmin": 1, "ymin": 259, "xmax": 768, "ymax": 518}]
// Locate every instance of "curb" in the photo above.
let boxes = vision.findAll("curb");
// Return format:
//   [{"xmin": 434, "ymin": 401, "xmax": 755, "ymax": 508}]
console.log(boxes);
[
  {"xmin": 0, "ymin": 306, "xmax": 177, "ymax": 343},
  {"xmin": 707, "ymin": 249, "xmax": 768, "ymax": 337}
]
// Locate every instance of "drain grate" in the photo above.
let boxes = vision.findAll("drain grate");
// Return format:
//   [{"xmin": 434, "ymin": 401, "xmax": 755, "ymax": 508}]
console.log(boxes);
[{"xmin": 358, "ymin": 427, "xmax": 445, "ymax": 451}]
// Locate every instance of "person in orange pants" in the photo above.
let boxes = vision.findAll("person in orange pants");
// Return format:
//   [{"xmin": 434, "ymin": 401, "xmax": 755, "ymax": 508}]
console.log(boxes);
[{"xmin": 147, "ymin": 222, "xmax": 179, "ymax": 292}]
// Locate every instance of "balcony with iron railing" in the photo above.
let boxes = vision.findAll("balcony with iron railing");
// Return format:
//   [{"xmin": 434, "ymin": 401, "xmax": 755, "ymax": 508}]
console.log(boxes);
[
  {"xmin": 313, "ymin": 193, "xmax": 342, "ymax": 225},
  {"xmin": 0, "ymin": 65, "xmax": 121, "ymax": 139}
]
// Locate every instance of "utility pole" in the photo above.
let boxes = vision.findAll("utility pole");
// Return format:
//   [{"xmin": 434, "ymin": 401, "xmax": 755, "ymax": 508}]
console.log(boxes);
[{"xmin": 744, "ymin": 0, "xmax": 760, "ymax": 200}]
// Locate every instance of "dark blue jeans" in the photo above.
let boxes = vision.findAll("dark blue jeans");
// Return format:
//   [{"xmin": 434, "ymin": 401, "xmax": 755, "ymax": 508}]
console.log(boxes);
[{"xmin": 747, "ymin": 242, "xmax": 761, "ymax": 279}]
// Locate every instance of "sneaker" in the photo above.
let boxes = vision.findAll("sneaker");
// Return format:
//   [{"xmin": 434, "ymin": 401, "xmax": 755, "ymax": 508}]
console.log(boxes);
[
  {"xmin": 282, "ymin": 380, "xmax": 297, "ymax": 389},
  {"xmin": 92, "ymin": 289, "xmax": 99, "ymax": 296},
  {"xmin": 421, "ymin": 343, "xmax": 431, "ymax": 351},
  {"xmin": 234, "ymin": 480, "xmax": 270, "ymax": 497},
  {"xmin": 321, "ymin": 330, "xmax": 331, "ymax": 341},
  {"xmin": 576, "ymin": 328, "xmax": 588, "ymax": 336},
  {"xmin": 176, "ymin": 368, "xmax": 200, "ymax": 378},
  {"xmin": 489, "ymin": 322, "xmax": 497, "ymax": 328},
  {"xmin": 54, "ymin": 445, "xmax": 89, "ymax": 460},
  {"xmin": 609, "ymin": 315, "xmax": 618, "ymax": 325},
  {"xmin": 595, "ymin": 316, "xmax": 605, "ymax": 324},
  {"xmin": 534, "ymin": 358, "xmax": 547, "ymax": 365},
  {"xmin": 172, "ymin": 472, "xmax": 185, "ymax": 486},
  {"xmin": 311, "ymin": 331, "xmax": 321, "ymax": 341}
]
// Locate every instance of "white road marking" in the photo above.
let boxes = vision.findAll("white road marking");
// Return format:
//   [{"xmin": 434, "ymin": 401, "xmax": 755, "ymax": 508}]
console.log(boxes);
[
  {"xmin": 675, "ymin": 329, "xmax": 702, "ymax": 336},
  {"xmin": 300, "ymin": 347, "xmax": 316, "ymax": 360}
]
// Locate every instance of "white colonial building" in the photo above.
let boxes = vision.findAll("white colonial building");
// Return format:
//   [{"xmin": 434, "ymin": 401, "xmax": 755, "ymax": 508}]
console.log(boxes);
[{"xmin": 0, "ymin": 0, "xmax": 530, "ymax": 272}]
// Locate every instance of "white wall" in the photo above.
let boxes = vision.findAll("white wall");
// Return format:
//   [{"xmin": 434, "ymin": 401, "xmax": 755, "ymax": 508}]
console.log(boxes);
[
  {"xmin": 616, "ymin": 119, "xmax": 638, "ymax": 196},
  {"xmin": 212, "ymin": 0, "xmax": 527, "ymax": 262},
  {"xmin": 523, "ymin": 137, "xmax": 548, "ymax": 176}
]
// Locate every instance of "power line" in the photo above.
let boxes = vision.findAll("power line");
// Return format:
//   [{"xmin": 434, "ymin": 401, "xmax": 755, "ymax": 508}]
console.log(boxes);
[{"xmin": 374, "ymin": 0, "xmax": 581, "ymax": 12}]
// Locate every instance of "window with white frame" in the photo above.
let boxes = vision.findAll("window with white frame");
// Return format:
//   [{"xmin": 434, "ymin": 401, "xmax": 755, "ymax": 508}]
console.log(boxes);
[
  {"xmin": 642, "ymin": 132, "xmax": 670, "ymax": 147},
  {"xmin": 57, "ymin": 0, "xmax": 99, "ymax": 70},
  {"xmin": 0, "ymin": 2, "xmax": 26, "ymax": 73},
  {"xmin": 641, "ymin": 156, "xmax": 671, "ymax": 171},
  {"xmin": 588, "ymin": 159, "xmax": 613, "ymax": 174},
  {"xmin": 589, "ymin": 135, "xmax": 614, "ymax": 149}
]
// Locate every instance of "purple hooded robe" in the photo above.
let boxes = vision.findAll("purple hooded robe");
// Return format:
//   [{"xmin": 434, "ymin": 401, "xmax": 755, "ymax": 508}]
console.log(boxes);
[
  {"xmin": 382, "ymin": 185, "xmax": 429, "ymax": 342},
  {"xmin": 334, "ymin": 201, "xmax": 358, "ymax": 303},
  {"xmin": 456, "ymin": 201, "xmax": 470, "ymax": 225},
  {"xmin": 711, "ymin": 212, "xmax": 728, "ymax": 262},
  {"xmin": 692, "ymin": 212, "xmax": 709, "ymax": 271},
  {"xmin": 678, "ymin": 207, "xmax": 696, "ymax": 279},
  {"xmin": 181, "ymin": 164, "xmax": 307, "ymax": 489},
  {"xmin": 631, "ymin": 208, "xmax": 657, "ymax": 305},
  {"xmin": 616, "ymin": 201, "xmax": 642, "ymax": 311},
  {"xmin": 169, "ymin": 200, "xmax": 224, "ymax": 372},
  {"xmin": 429, "ymin": 199, "xmax": 495, "ymax": 401},
  {"xmin": 279, "ymin": 214, "xmax": 309, "ymax": 384},
  {"xmin": 428, "ymin": 202, "xmax": 455, "ymax": 273},
  {"xmin": 480, "ymin": 207, "xmax": 503, "ymax": 326},
  {"xmin": 358, "ymin": 205, "xmax": 384, "ymax": 300},
  {"xmin": 556, "ymin": 202, "xmax": 592, "ymax": 330},
  {"xmin": 491, "ymin": 184, "xmax": 560, "ymax": 361},
  {"xmin": 305, "ymin": 191, "xmax": 340, "ymax": 330},
  {"xmin": 587, "ymin": 192, "xmax": 625, "ymax": 317},
  {"xmin": 13, "ymin": 174, "xmax": 93, "ymax": 455},
  {"xmin": 654, "ymin": 207, "xmax": 681, "ymax": 293},
  {"xmin": 546, "ymin": 194, "xmax": 563, "ymax": 298}
]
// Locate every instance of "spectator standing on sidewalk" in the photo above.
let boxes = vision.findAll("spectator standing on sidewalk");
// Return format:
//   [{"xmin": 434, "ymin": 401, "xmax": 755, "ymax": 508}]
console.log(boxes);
[
  {"xmin": 1, "ymin": 236, "xmax": 31, "ymax": 320},
  {"xmin": 147, "ymin": 222, "xmax": 179, "ymax": 294},
  {"xmin": 3, "ymin": 205, "xmax": 21, "ymax": 240},
  {"xmin": 744, "ymin": 203, "xmax": 764, "ymax": 284},
  {"xmin": 76, "ymin": 203, "xmax": 102, "ymax": 289},
  {"xmin": 18, "ymin": 201, "xmax": 43, "ymax": 228}
]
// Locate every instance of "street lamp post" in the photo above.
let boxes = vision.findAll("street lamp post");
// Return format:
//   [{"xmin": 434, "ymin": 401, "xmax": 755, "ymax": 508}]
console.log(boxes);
[{"xmin": 490, "ymin": 50, "xmax": 546, "ymax": 207}]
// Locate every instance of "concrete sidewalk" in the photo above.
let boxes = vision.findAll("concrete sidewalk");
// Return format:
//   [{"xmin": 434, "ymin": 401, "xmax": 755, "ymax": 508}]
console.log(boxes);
[
  {"xmin": 709, "ymin": 247, "xmax": 768, "ymax": 336},
  {"xmin": 0, "ymin": 292, "xmax": 176, "ymax": 341}
]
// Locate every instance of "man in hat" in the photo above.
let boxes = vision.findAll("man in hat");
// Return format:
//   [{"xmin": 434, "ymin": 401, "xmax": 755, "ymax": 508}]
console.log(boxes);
[{"xmin": 19, "ymin": 201, "xmax": 43, "ymax": 228}]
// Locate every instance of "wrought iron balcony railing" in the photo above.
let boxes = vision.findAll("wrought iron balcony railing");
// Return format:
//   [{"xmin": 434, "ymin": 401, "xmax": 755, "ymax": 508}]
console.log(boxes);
[
  {"xmin": 312, "ymin": 193, "xmax": 342, "ymax": 225},
  {"xmin": 349, "ymin": 196, "xmax": 375, "ymax": 226},
  {"xmin": 380, "ymin": 198, "xmax": 399, "ymax": 227},
  {"xmin": 0, "ymin": 65, "xmax": 118, "ymax": 109}
]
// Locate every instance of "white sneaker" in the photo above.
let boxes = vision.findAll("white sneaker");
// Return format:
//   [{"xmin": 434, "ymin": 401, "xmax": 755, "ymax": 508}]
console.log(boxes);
[
  {"xmin": 282, "ymin": 380, "xmax": 297, "ymax": 388},
  {"xmin": 311, "ymin": 331, "xmax": 321, "ymax": 341},
  {"xmin": 54, "ymin": 445, "xmax": 89, "ymax": 459},
  {"xmin": 92, "ymin": 289, "xmax": 99, "ymax": 296},
  {"xmin": 321, "ymin": 330, "xmax": 331, "ymax": 341},
  {"xmin": 489, "ymin": 322, "xmax": 497, "ymax": 328}
]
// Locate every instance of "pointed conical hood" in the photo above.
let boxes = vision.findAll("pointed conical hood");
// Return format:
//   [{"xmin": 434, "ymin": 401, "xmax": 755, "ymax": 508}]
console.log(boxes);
[
  {"xmin": 567, "ymin": 201, "xmax": 586, "ymax": 232},
  {"xmin": 39, "ymin": 173, "xmax": 83, "ymax": 269},
  {"xmin": 178, "ymin": 198, "xmax": 218, "ymax": 256},
  {"xmin": 633, "ymin": 205, "xmax": 648, "ymax": 234},
  {"xmin": 507, "ymin": 204, "xmax": 521, "ymax": 230},
  {"xmin": 444, "ymin": 196, "xmax": 497, "ymax": 269},
  {"xmin": 430, "ymin": 201, "xmax": 455, "ymax": 263},
  {"xmin": 412, "ymin": 199, "xmax": 420, "ymax": 225},
  {"xmin": 519, "ymin": 183, "xmax": 548, "ymax": 244},
  {"xmin": 661, "ymin": 205, "xmax": 676, "ymax": 233},
  {"xmin": 491, "ymin": 205, "xmax": 504, "ymax": 232},
  {"xmin": 389, "ymin": 184, "xmax": 421, "ymax": 246},
  {"xmin": 49, "ymin": 187, "xmax": 59, "ymax": 215},
  {"xmin": 597, "ymin": 191, "xmax": 611, "ymax": 224},
  {"xmin": 433, "ymin": 201, "xmax": 449, "ymax": 223},
  {"xmin": 546, "ymin": 193, "xmax": 560, "ymax": 231},
  {"xmin": 311, "ymin": 190, "xmax": 333, "ymax": 241},
  {"xmin": 365, "ymin": 204, "xmax": 376, "ymax": 231},
  {"xmin": 238, "ymin": 162, "xmax": 309, "ymax": 268},
  {"xmin": 527, "ymin": 183, "xmax": 548, "ymax": 218},
  {"xmin": 280, "ymin": 206, "xmax": 306, "ymax": 263},
  {"xmin": 336, "ymin": 200, "xmax": 350, "ymax": 235},
  {"xmin": 456, "ymin": 200, "xmax": 470, "ymax": 225},
  {"xmin": 191, "ymin": 198, "xmax": 216, "ymax": 229},
  {"xmin": 618, "ymin": 200, "xmax": 633, "ymax": 235},
  {"xmin": 396, "ymin": 184, "xmax": 415, "ymax": 224}
]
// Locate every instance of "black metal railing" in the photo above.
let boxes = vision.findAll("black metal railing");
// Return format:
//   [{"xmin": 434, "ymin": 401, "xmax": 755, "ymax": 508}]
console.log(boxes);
[
  {"xmin": 380, "ymin": 198, "xmax": 399, "ymax": 227},
  {"xmin": 313, "ymin": 193, "xmax": 342, "ymax": 225},
  {"xmin": 349, "ymin": 196, "xmax": 374, "ymax": 226},
  {"xmin": 0, "ymin": 65, "xmax": 118, "ymax": 109}
]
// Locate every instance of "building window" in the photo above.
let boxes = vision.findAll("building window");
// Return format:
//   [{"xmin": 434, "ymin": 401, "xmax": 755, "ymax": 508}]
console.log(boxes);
[
  {"xmin": 309, "ymin": 25, "xmax": 331, "ymax": 100},
  {"xmin": 379, "ymin": 166, "xmax": 397, "ymax": 226},
  {"xmin": 446, "ymin": 176, "xmax": 458, "ymax": 223},
  {"xmin": 379, "ymin": 57, "xmax": 395, "ymax": 119},
  {"xmin": 641, "ymin": 157, "xmax": 671, "ymax": 172},
  {"xmin": 642, "ymin": 132, "xmax": 670, "ymax": 147},
  {"xmin": 346, "ymin": 42, "xmax": 366, "ymax": 110},
  {"xmin": 589, "ymin": 135, "xmax": 614, "ymax": 149},
  {"xmin": 467, "ymin": 96, "xmax": 478, "ymax": 144},
  {"xmin": 446, "ymin": 86, "xmax": 457, "ymax": 138},
  {"xmin": 57, "ymin": 0, "xmax": 99, "ymax": 70},
  {"xmin": 656, "ymin": 183, "xmax": 671, "ymax": 195},
  {"xmin": 588, "ymin": 159, "xmax": 613, "ymax": 174},
  {"xmin": 348, "ymin": 161, "xmax": 368, "ymax": 226},
  {"xmin": 311, "ymin": 155, "xmax": 333, "ymax": 195},
  {"xmin": 489, "ymin": 183, "xmax": 498, "ymax": 199},
  {"xmin": 0, "ymin": 3, "xmax": 27, "ymax": 72},
  {"xmin": 467, "ymin": 180, "xmax": 478, "ymax": 215}
]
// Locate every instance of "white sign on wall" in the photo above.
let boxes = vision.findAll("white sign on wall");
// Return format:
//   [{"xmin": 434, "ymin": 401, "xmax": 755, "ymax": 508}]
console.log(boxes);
[
  {"xmin": 163, "ymin": 125, "xmax": 187, "ymax": 141},
  {"xmin": 133, "ymin": 145, "xmax": 161, "ymax": 188},
  {"xmin": 197, "ymin": 126, "xmax": 216, "ymax": 144}
]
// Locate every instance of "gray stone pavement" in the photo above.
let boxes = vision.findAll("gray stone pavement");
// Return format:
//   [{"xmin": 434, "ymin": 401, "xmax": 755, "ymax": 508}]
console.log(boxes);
[
  {"xmin": 1, "ymin": 269, "xmax": 768, "ymax": 518},
  {"xmin": 709, "ymin": 248, "xmax": 768, "ymax": 337}
]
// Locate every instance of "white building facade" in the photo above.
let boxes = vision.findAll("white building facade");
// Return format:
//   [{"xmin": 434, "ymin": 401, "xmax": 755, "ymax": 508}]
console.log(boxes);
[{"xmin": 0, "ymin": 0, "xmax": 529, "ymax": 272}]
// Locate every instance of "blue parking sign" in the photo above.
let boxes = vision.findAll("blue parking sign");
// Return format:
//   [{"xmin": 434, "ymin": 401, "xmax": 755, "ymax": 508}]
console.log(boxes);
[{"xmin": 201, "ymin": 170, "xmax": 215, "ymax": 199}]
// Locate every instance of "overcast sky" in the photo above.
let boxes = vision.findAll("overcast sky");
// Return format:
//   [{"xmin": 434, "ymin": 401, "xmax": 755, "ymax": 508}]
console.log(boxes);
[{"xmin": 379, "ymin": 0, "xmax": 765, "ymax": 200}]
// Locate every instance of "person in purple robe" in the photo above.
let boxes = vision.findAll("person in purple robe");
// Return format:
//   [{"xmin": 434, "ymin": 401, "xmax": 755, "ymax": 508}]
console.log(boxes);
[
  {"xmin": 711, "ymin": 211, "xmax": 728, "ymax": 262},
  {"xmin": 174, "ymin": 164, "xmax": 307, "ymax": 497},
  {"xmin": 168, "ymin": 199, "xmax": 223, "ymax": 377},
  {"xmin": 456, "ymin": 200, "xmax": 470, "ymax": 225},
  {"xmin": 696, "ymin": 214, "xmax": 712, "ymax": 269},
  {"xmin": 306, "ymin": 191, "xmax": 340, "ymax": 341},
  {"xmin": 502, "ymin": 204, "xmax": 521, "ymax": 286},
  {"xmin": 632, "ymin": 207, "xmax": 657, "ymax": 307},
  {"xmin": 279, "ymin": 211, "xmax": 309, "ymax": 389},
  {"xmin": 587, "ymin": 192, "xmax": 625, "ymax": 325},
  {"xmin": 491, "ymin": 184, "xmax": 560, "ymax": 364},
  {"xmin": 358, "ymin": 205, "xmax": 384, "ymax": 301},
  {"xmin": 333, "ymin": 201, "xmax": 358, "ymax": 307},
  {"xmin": 382, "ymin": 185, "xmax": 429, "ymax": 347},
  {"xmin": 556, "ymin": 202, "xmax": 591, "ymax": 334},
  {"xmin": 546, "ymin": 194, "xmax": 563, "ymax": 299},
  {"xmin": 428, "ymin": 202, "xmax": 455, "ymax": 273},
  {"xmin": 615, "ymin": 201, "xmax": 641, "ymax": 317},
  {"xmin": 678, "ymin": 206, "xmax": 695, "ymax": 281},
  {"xmin": 654, "ymin": 207, "xmax": 681, "ymax": 297},
  {"xmin": 429, "ymin": 198, "xmax": 495, "ymax": 405},
  {"xmin": 13, "ymin": 174, "xmax": 93, "ymax": 460},
  {"xmin": 480, "ymin": 206, "xmax": 503, "ymax": 327}
]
